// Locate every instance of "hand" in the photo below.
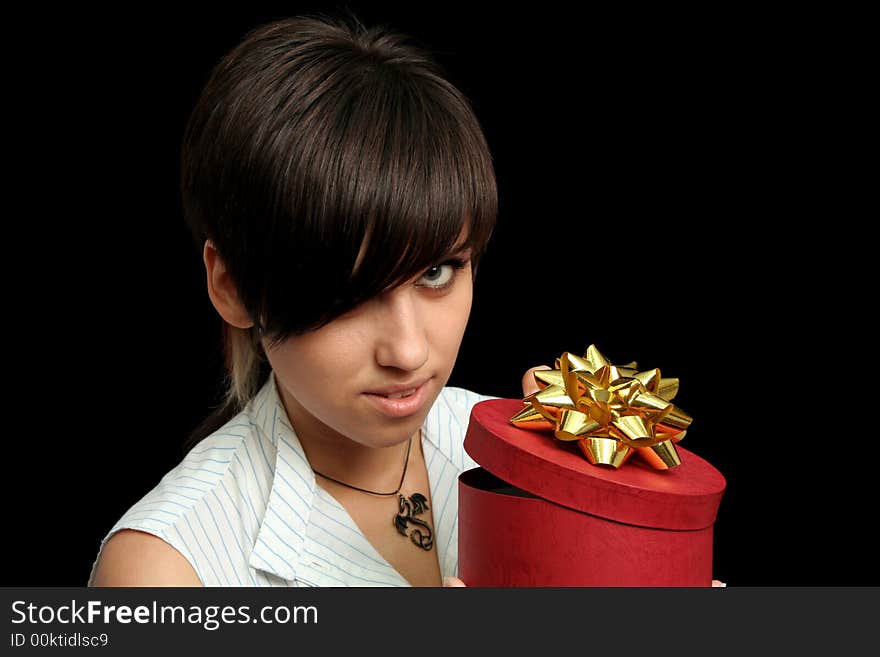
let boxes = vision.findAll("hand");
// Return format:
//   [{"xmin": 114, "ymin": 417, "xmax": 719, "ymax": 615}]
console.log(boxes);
[
  {"xmin": 443, "ymin": 576, "xmax": 466, "ymax": 587},
  {"xmin": 712, "ymin": 580, "xmax": 726, "ymax": 587},
  {"xmin": 522, "ymin": 365, "xmax": 552, "ymax": 397}
]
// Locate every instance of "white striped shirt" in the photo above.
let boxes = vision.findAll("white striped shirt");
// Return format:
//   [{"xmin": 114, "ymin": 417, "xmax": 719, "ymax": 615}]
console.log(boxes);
[{"xmin": 88, "ymin": 372, "xmax": 498, "ymax": 587}]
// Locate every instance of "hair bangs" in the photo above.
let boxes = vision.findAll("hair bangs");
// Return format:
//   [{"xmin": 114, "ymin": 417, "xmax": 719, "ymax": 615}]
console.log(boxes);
[{"xmin": 254, "ymin": 60, "xmax": 496, "ymax": 347}]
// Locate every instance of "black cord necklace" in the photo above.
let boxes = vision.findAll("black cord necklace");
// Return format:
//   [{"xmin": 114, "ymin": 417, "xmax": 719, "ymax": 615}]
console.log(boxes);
[{"xmin": 311, "ymin": 435, "xmax": 434, "ymax": 551}]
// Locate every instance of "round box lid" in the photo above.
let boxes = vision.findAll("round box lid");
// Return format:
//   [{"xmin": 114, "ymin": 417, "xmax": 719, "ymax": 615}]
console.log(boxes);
[{"xmin": 464, "ymin": 398, "xmax": 727, "ymax": 531}]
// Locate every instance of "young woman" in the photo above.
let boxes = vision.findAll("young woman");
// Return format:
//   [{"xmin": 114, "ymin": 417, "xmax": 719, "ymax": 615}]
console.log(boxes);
[{"xmin": 88, "ymin": 12, "xmax": 539, "ymax": 587}]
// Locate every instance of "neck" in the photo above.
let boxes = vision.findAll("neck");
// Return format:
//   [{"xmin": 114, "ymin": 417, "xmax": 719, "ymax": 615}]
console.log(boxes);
[{"xmin": 275, "ymin": 378, "xmax": 418, "ymax": 492}]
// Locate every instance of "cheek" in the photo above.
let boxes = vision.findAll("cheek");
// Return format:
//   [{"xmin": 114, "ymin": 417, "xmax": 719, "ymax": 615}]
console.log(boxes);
[
  {"xmin": 266, "ymin": 332, "xmax": 361, "ymax": 403},
  {"xmin": 434, "ymin": 282, "xmax": 473, "ymax": 351}
]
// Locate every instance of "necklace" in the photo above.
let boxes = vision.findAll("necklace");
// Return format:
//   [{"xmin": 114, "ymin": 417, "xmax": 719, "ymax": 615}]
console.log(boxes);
[{"xmin": 310, "ymin": 435, "xmax": 434, "ymax": 551}]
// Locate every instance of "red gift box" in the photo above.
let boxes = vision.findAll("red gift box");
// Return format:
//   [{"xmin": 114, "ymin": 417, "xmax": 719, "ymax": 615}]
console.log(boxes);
[{"xmin": 458, "ymin": 398, "xmax": 726, "ymax": 586}]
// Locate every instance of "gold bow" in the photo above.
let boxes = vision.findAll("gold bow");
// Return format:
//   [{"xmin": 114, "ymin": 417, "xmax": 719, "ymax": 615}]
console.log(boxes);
[{"xmin": 509, "ymin": 344, "xmax": 693, "ymax": 469}]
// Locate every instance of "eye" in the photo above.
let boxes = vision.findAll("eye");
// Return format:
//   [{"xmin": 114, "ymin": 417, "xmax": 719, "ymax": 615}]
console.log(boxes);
[{"xmin": 416, "ymin": 258, "xmax": 469, "ymax": 290}]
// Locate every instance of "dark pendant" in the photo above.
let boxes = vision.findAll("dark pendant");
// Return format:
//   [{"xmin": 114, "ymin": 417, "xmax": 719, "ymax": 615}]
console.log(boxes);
[{"xmin": 393, "ymin": 492, "xmax": 434, "ymax": 551}]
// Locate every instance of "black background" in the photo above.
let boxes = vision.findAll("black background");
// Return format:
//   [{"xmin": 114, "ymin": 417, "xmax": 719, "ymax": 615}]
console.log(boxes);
[{"xmin": 7, "ymin": 3, "xmax": 873, "ymax": 586}]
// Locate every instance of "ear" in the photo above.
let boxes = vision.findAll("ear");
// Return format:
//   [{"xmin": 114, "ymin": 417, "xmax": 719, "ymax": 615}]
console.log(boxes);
[{"xmin": 203, "ymin": 240, "xmax": 255, "ymax": 330}]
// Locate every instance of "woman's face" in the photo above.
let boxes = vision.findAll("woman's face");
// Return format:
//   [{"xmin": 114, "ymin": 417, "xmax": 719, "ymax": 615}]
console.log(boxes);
[{"xmin": 262, "ymin": 246, "xmax": 474, "ymax": 450}]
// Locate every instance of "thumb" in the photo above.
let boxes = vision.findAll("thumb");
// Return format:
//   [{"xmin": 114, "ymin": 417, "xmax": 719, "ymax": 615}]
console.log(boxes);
[
  {"xmin": 443, "ymin": 576, "xmax": 467, "ymax": 587},
  {"xmin": 522, "ymin": 365, "xmax": 552, "ymax": 397}
]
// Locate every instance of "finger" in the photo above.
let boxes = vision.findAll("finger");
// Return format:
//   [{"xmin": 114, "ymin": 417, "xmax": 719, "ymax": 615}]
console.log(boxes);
[
  {"xmin": 712, "ymin": 580, "xmax": 727, "ymax": 587},
  {"xmin": 522, "ymin": 365, "xmax": 552, "ymax": 397},
  {"xmin": 443, "ymin": 576, "xmax": 467, "ymax": 587}
]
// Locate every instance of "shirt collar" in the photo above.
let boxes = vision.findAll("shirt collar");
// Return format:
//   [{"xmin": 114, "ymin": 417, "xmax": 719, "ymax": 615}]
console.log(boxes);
[{"xmin": 247, "ymin": 372, "xmax": 462, "ymax": 584}]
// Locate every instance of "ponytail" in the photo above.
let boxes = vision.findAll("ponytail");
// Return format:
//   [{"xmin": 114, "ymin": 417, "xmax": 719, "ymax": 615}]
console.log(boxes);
[{"xmin": 183, "ymin": 323, "xmax": 271, "ymax": 452}]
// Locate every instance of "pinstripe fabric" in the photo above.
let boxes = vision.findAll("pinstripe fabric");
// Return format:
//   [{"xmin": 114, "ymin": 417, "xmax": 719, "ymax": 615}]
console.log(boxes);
[{"xmin": 88, "ymin": 373, "xmax": 498, "ymax": 587}]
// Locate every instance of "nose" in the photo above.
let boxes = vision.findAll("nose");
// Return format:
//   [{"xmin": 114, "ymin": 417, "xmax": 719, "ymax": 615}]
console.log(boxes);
[{"xmin": 373, "ymin": 286, "xmax": 429, "ymax": 372}]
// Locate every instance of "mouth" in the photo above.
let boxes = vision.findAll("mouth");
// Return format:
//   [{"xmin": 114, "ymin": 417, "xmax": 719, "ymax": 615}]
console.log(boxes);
[{"xmin": 362, "ymin": 378, "xmax": 433, "ymax": 418}]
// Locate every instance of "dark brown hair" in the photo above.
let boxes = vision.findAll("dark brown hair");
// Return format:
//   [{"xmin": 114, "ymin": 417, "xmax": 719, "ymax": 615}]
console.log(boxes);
[{"xmin": 180, "ymin": 12, "xmax": 498, "ymax": 449}]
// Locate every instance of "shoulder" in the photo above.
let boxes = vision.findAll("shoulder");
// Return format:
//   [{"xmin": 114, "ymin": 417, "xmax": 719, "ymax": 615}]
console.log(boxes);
[
  {"xmin": 424, "ymin": 385, "xmax": 500, "ymax": 471},
  {"xmin": 433, "ymin": 385, "xmax": 500, "ymax": 426},
  {"xmin": 431, "ymin": 386, "xmax": 497, "ymax": 431},
  {"xmin": 126, "ymin": 416, "xmax": 258, "ymax": 531},
  {"xmin": 89, "ymin": 408, "xmax": 277, "ymax": 587},
  {"xmin": 90, "ymin": 529, "xmax": 202, "ymax": 587}
]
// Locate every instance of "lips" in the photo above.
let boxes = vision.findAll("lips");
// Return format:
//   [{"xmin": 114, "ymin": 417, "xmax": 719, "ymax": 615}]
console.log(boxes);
[
  {"xmin": 384, "ymin": 388, "xmax": 418, "ymax": 399},
  {"xmin": 362, "ymin": 378, "xmax": 433, "ymax": 418},
  {"xmin": 363, "ymin": 378, "xmax": 432, "ymax": 397}
]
